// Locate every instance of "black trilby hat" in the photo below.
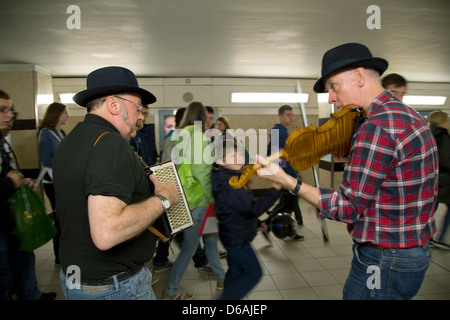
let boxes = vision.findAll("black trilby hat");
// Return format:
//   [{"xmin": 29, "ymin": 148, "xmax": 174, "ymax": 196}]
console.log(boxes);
[
  {"xmin": 73, "ymin": 66, "xmax": 157, "ymax": 107},
  {"xmin": 313, "ymin": 43, "xmax": 388, "ymax": 93}
]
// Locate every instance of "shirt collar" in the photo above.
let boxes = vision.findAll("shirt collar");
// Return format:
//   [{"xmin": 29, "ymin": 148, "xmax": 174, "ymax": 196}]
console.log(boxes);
[
  {"xmin": 367, "ymin": 90, "xmax": 398, "ymax": 117},
  {"xmin": 84, "ymin": 113, "xmax": 120, "ymax": 134}
]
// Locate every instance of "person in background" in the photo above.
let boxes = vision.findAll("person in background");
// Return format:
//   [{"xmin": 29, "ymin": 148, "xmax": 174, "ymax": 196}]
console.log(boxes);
[
  {"xmin": 256, "ymin": 43, "xmax": 438, "ymax": 300},
  {"xmin": 159, "ymin": 108, "xmax": 185, "ymax": 163},
  {"xmin": 130, "ymin": 105, "xmax": 158, "ymax": 166},
  {"xmin": 152, "ymin": 107, "xmax": 186, "ymax": 275},
  {"xmin": 212, "ymin": 138, "xmax": 281, "ymax": 300},
  {"xmin": 266, "ymin": 105, "xmax": 304, "ymax": 241},
  {"xmin": 381, "ymin": 73, "xmax": 407, "ymax": 101},
  {"xmin": 0, "ymin": 89, "xmax": 56, "ymax": 300},
  {"xmin": 216, "ymin": 116, "xmax": 230, "ymax": 134},
  {"xmin": 37, "ymin": 102, "xmax": 69, "ymax": 266},
  {"xmin": 163, "ymin": 101, "xmax": 225, "ymax": 300},
  {"xmin": 428, "ymin": 111, "xmax": 450, "ymax": 250},
  {"xmin": 205, "ymin": 106, "xmax": 215, "ymax": 130}
]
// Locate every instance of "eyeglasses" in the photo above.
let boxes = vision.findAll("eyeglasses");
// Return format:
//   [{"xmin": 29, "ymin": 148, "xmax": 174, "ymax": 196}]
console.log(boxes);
[
  {"xmin": 113, "ymin": 95, "xmax": 143, "ymax": 113},
  {"xmin": 0, "ymin": 107, "xmax": 14, "ymax": 115}
]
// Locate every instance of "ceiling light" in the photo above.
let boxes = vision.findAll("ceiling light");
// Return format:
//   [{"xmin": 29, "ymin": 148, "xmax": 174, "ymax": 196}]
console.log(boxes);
[
  {"xmin": 60, "ymin": 93, "xmax": 76, "ymax": 104},
  {"xmin": 403, "ymin": 95, "xmax": 447, "ymax": 105},
  {"xmin": 317, "ymin": 93, "xmax": 329, "ymax": 103},
  {"xmin": 37, "ymin": 94, "xmax": 54, "ymax": 105},
  {"xmin": 231, "ymin": 92, "xmax": 309, "ymax": 103}
]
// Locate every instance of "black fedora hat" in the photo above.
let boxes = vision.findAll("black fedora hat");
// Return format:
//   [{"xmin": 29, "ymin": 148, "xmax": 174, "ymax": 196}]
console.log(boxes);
[
  {"xmin": 73, "ymin": 66, "xmax": 157, "ymax": 107},
  {"xmin": 313, "ymin": 43, "xmax": 388, "ymax": 93}
]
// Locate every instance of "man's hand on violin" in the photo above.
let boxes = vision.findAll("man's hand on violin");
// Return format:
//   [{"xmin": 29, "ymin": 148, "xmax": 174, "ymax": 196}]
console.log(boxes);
[{"xmin": 255, "ymin": 155, "xmax": 290, "ymax": 188}]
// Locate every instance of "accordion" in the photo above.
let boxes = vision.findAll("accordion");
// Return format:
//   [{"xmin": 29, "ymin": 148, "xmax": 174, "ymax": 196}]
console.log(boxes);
[{"xmin": 147, "ymin": 160, "xmax": 194, "ymax": 242}]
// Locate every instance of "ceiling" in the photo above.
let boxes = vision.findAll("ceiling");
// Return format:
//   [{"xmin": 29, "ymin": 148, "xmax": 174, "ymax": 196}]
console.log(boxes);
[{"xmin": 1, "ymin": 0, "xmax": 450, "ymax": 83}]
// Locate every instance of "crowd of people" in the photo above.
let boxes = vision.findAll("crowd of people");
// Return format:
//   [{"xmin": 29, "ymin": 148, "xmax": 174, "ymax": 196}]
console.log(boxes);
[{"xmin": 1, "ymin": 42, "xmax": 449, "ymax": 300}]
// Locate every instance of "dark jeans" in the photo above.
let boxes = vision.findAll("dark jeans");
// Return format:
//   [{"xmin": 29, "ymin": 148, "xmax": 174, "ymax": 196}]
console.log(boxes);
[
  {"xmin": 0, "ymin": 228, "xmax": 41, "ymax": 300},
  {"xmin": 220, "ymin": 243, "xmax": 262, "ymax": 300},
  {"xmin": 44, "ymin": 183, "xmax": 60, "ymax": 264}
]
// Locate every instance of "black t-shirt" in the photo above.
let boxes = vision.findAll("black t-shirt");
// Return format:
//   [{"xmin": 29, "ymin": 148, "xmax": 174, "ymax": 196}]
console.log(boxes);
[{"xmin": 53, "ymin": 114, "xmax": 156, "ymax": 281}]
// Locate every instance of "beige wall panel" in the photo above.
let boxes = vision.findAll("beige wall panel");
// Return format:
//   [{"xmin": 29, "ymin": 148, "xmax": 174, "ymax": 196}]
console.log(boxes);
[
  {"xmin": 0, "ymin": 71, "xmax": 35, "ymax": 119},
  {"xmin": 9, "ymin": 130, "xmax": 38, "ymax": 169}
]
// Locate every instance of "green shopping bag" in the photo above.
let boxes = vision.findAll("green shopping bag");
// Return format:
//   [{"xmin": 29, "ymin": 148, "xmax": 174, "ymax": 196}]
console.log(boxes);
[
  {"xmin": 8, "ymin": 183, "xmax": 57, "ymax": 252},
  {"xmin": 177, "ymin": 159, "xmax": 205, "ymax": 209}
]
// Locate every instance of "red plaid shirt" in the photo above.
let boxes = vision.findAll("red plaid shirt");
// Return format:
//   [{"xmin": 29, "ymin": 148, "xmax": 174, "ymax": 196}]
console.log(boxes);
[{"xmin": 319, "ymin": 91, "xmax": 438, "ymax": 248}]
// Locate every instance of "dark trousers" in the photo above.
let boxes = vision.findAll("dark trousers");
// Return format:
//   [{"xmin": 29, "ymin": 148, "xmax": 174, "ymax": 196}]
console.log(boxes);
[
  {"xmin": 0, "ymin": 229, "xmax": 41, "ymax": 300},
  {"xmin": 220, "ymin": 243, "xmax": 262, "ymax": 300},
  {"xmin": 44, "ymin": 183, "xmax": 60, "ymax": 264},
  {"xmin": 267, "ymin": 190, "xmax": 303, "ymax": 224}
]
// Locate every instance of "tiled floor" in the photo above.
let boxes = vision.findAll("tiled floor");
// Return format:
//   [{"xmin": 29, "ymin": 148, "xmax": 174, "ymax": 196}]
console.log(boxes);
[{"xmin": 35, "ymin": 199, "xmax": 450, "ymax": 300}]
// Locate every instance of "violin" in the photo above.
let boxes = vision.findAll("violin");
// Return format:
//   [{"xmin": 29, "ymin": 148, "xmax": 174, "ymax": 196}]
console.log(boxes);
[{"xmin": 229, "ymin": 105, "xmax": 366, "ymax": 189}]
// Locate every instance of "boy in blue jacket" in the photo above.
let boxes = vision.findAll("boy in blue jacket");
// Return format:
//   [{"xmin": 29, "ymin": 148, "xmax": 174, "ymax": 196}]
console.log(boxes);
[{"xmin": 211, "ymin": 138, "xmax": 281, "ymax": 300}]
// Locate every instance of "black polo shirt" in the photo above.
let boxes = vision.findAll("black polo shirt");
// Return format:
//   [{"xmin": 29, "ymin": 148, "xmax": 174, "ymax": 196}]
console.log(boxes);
[{"xmin": 53, "ymin": 114, "xmax": 156, "ymax": 281}]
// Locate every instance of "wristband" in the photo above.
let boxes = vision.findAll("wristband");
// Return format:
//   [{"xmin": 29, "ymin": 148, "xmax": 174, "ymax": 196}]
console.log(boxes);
[{"xmin": 289, "ymin": 178, "xmax": 302, "ymax": 195}]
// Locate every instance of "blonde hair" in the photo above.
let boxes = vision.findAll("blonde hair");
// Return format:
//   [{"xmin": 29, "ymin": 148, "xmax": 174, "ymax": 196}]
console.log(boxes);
[{"xmin": 428, "ymin": 111, "xmax": 449, "ymax": 127}]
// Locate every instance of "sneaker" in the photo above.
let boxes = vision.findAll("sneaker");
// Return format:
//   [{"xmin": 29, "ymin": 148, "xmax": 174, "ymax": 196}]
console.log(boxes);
[
  {"xmin": 432, "ymin": 240, "xmax": 450, "ymax": 250},
  {"xmin": 216, "ymin": 281, "xmax": 224, "ymax": 290},
  {"xmin": 163, "ymin": 291, "xmax": 195, "ymax": 300},
  {"xmin": 153, "ymin": 261, "xmax": 174, "ymax": 274},
  {"xmin": 40, "ymin": 292, "xmax": 56, "ymax": 300},
  {"xmin": 219, "ymin": 250, "xmax": 227, "ymax": 259},
  {"xmin": 197, "ymin": 265, "xmax": 214, "ymax": 275},
  {"xmin": 292, "ymin": 234, "xmax": 305, "ymax": 241}
]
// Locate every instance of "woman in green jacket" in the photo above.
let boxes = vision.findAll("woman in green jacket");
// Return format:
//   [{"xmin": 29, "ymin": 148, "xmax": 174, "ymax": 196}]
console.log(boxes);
[{"xmin": 163, "ymin": 102, "xmax": 225, "ymax": 300}]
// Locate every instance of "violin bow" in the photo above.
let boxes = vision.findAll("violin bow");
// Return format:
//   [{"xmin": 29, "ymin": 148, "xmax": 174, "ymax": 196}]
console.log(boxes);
[{"xmin": 295, "ymin": 81, "xmax": 329, "ymax": 244}]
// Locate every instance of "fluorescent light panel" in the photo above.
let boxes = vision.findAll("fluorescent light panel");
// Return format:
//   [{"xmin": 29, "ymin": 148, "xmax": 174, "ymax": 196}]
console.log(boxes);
[
  {"xmin": 232, "ymin": 92, "xmax": 308, "ymax": 103},
  {"xmin": 317, "ymin": 93, "xmax": 446, "ymax": 106},
  {"xmin": 317, "ymin": 93, "xmax": 329, "ymax": 103},
  {"xmin": 60, "ymin": 93, "xmax": 76, "ymax": 104},
  {"xmin": 37, "ymin": 94, "xmax": 54, "ymax": 105},
  {"xmin": 403, "ymin": 95, "xmax": 446, "ymax": 105}
]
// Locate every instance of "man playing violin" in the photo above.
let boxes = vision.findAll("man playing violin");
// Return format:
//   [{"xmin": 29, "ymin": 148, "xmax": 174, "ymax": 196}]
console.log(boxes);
[{"xmin": 256, "ymin": 43, "xmax": 438, "ymax": 300}]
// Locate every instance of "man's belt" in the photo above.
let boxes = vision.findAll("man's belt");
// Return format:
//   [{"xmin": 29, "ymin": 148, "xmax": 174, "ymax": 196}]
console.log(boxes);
[
  {"xmin": 358, "ymin": 242, "xmax": 428, "ymax": 250},
  {"xmin": 79, "ymin": 264, "xmax": 143, "ymax": 286}
]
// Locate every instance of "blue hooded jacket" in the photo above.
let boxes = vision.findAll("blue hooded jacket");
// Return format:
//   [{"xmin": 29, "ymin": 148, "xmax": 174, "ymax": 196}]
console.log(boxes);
[
  {"xmin": 211, "ymin": 167, "xmax": 280, "ymax": 246},
  {"xmin": 269, "ymin": 123, "xmax": 298, "ymax": 178}
]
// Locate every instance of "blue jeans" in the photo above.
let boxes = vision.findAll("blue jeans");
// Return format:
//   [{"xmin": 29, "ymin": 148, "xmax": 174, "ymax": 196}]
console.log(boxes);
[
  {"xmin": 59, "ymin": 266, "xmax": 155, "ymax": 300},
  {"xmin": 220, "ymin": 243, "xmax": 262, "ymax": 300},
  {"xmin": 165, "ymin": 206, "xmax": 225, "ymax": 295},
  {"xmin": 0, "ymin": 229, "xmax": 41, "ymax": 300},
  {"xmin": 343, "ymin": 243, "xmax": 431, "ymax": 300}
]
